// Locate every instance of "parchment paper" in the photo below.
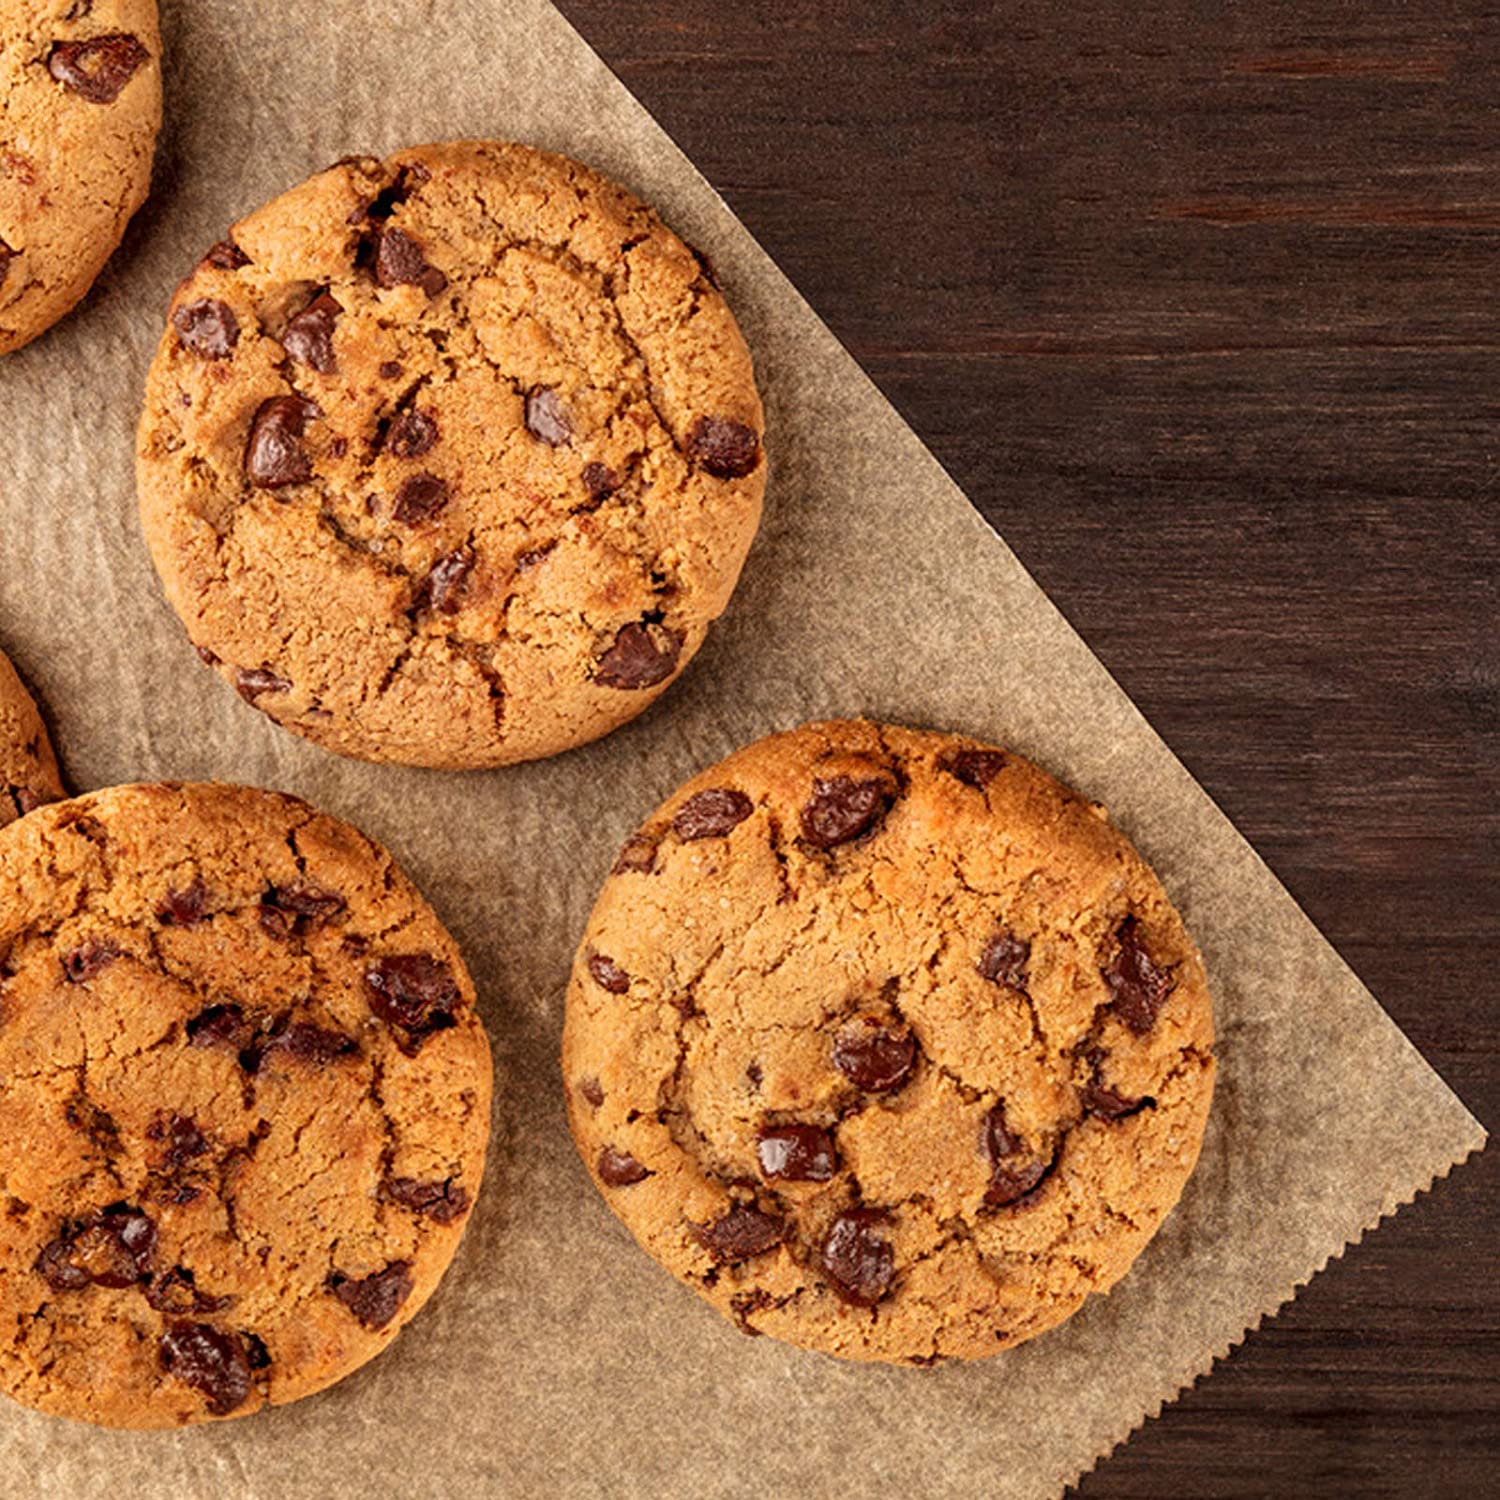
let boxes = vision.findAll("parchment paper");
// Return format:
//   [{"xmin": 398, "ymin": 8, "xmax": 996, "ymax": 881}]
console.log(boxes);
[{"xmin": 0, "ymin": 2, "xmax": 1485, "ymax": 1496}]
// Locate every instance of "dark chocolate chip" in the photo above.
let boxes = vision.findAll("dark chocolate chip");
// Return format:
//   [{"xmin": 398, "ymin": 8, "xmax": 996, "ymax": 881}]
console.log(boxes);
[
  {"xmin": 62, "ymin": 941, "xmax": 120, "ymax": 983},
  {"xmin": 611, "ymin": 834, "xmax": 658, "ymax": 875},
  {"xmin": 821, "ymin": 1209, "xmax": 895, "ymax": 1306},
  {"xmin": 983, "ymin": 1103, "xmax": 1053, "ymax": 1207},
  {"xmin": 36, "ymin": 1205, "xmax": 157, "ymax": 1290},
  {"xmin": 391, "ymin": 471, "xmax": 449, "ymax": 525},
  {"xmin": 330, "ymin": 1261, "xmax": 413, "ymax": 1329},
  {"xmin": 800, "ymin": 776, "xmax": 893, "ymax": 850},
  {"xmin": 260, "ymin": 1021, "xmax": 358, "ymax": 1067},
  {"xmin": 64, "ymin": 1098, "xmax": 119, "ymax": 1150},
  {"xmin": 203, "ymin": 239, "xmax": 250, "ymax": 270},
  {"xmin": 693, "ymin": 1205, "xmax": 784, "ymax": 1263},
  {"xmin": 384, "ymin": 1177, "xmax": 471, "ymax": 1224},
  {"xmin": 364, "ymin": 955, "xmax": 461, "ymax": 1047},
  {"xmin": 244, "ymin": 395, "xmax": 320, "ymax": 488},
  {"xmin": 945, "ymin": 749, "xmax": 1007, "ymax": 790},
  {"xmin": 597, "ymin": 1148, "xmax": 650, "ymax": 1187},
  {"xmin": 1080, "ymin": 1080, "xmax": 1153, "ymax": 1122},
  {"xmin": 172, "ymin": 299, "xmax": 239, "ymax": 360},
  {"xmin": 977, "ymin": 929, "xmax": 1030, "ymax": 989},
  {"xmin": 372, "ymin": 227, "xmax": 446, "ymax": 295},
  {"xmin": 147, "ymin": 1113, "xmax": 209, "ymax": 1172},
  {"xmin": 47, "ymin": 33, "xmax": 149, "ymax": 104},
  {"xmin": 577, "ymin": 1076, "xmax": 605, "ymax": 1109},
  {"xmin": 831, "ymin": 1015, "xmax": 916, "ymax": 1093},
  {"xmin": 386, "ymin": 408, "xmax": 439, "ymax": 458},
  {"xmin": 672, "ymin": 788, "xmax": 753, "ymax": 841},
  {"xmin": 156, "ymin": 877, "xmax": 208, "ymax": 926},
  {"xmin": 524, "ymin": 386, "xmax": 572, "ymax": 446},
  {"xmin": 143, "ymin": 1266, "xmax": 232, "ymax": 1315},
  {"xmin": 1102, "ymin": 917, "xmax": 1174, "ymax": 1035},
  {"xmin": 159, "ymin": 1322, "xmax": 255, "ymax": 1416},
  {"xmin": 594, "ymin": 621, "xmax": 681, "ymax": 690},
  {"xmin": 587, "ymin": 953, "xmax": 630, "ymax": 994},
  {"xmin": 186, "ymin": 1003, "xmax": 252, "ymax": 1053},
  {"xmin": 235, "ymin": 667, "xmax": 292, "ymax": 702},
  {"xmin": 258, "ymin": 883, "xmax": 346, "ymax": 939},
  {"xmin": 685, "ymin": 416, "xmax": 760, "ymax": 479},
  {"xmin": 416, "ymin": 548, "xmax": 473, "ymax": 614},
  {"xmin": 756, "ymin": 1124, "xmax": 836, "ymax": 1182},
  {"xmin": 514, "ymin": 543, "xmax": 554, "ymax": 572},
  {"xmin": 281, "ymin": 290, "xmax": 341, "ymax": 373},
  {"xmin": 378, "ymin": 360, "xmax": 403, "ymax": 380},
  {"xmin": 580, "ymin": 461, "xmax": 618, "ymax": 506}
]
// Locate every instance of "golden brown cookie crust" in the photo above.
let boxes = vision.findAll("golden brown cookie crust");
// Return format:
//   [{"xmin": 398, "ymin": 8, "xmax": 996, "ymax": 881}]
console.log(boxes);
[
  {"xmin": 0, "ymin": 0, "xmax": 162, "ymax": 355},
  {"xmin": 137, "ymin": 140, "xmax": 766, "ymax": 769},
  {"xmin": 562, "ymin": 721, "xmax": 1215, "ymax": 1365},
  {"xmin": 0, "ymin": 646, "xmax": 63, "ymax": 825},
  {"xmin": 0, "ymin": 783, "xmax": 491, "ymax": 1427}
]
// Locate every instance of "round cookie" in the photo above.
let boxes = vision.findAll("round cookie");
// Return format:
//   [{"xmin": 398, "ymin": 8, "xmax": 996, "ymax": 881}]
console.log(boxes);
[
  {"xmin": 0, "ymin": 782, "xmax": 491, "ymax": 1427},
  {"xmin": 562, "ymin": 720, "xmax": 1215, "ymax": 1365},
  {"xmin": 137, "ymin": 141, "xmax": 766, "ymax": 769},
  {"xmin": 0, "ymin": 0, "xmax": 162, "ymax": 355},
  {"xmin": 0, "ymin": 646, "xmax": 64, "ymax": 825}
]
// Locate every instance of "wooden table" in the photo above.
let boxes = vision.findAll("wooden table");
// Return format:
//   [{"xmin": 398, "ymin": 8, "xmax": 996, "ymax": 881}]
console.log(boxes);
[{"xmin": 556, "ymin": 2, "xmax": 1498, "ymax": 1492}]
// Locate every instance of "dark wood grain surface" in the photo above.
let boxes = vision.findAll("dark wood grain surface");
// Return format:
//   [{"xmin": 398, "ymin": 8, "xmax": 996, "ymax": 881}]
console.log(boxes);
[{"xmin": 553, "ymin": 1, "xmax": 1498, "ymax": 1492}]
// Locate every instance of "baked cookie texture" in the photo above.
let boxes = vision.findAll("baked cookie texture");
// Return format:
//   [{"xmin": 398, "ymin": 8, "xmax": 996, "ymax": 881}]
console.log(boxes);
[
  {"xmin": 0, "ymin": 646, "xmax": 63, "ymax": 825},
  {"xmin": 0, "ymin": 783, "xmax": 491, "ymax": 1427},
  {"xmin": 137, "ymin": 140, "xmax": 766, "ymax": 769},
  {"xmin": 563, "ymin": 721, "xmax": 1215, "ymax": 1365},
  {"xmin": 0, "ymin": 0, "xmax": 162, "ymax": 355}
]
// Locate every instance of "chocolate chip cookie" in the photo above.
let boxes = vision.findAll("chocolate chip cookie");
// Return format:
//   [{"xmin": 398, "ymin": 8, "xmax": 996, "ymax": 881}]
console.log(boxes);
[
  {"xmin": 0, "ymin": 782, "xmax": 491, "ymax": 1426},
  {"xmin": 0, "ymin": 645, "xmax": 63, "ymax": 826},
  {"xmin": 137, "ymin": 141, "xmax": 766, "ymax": 769},
  {"xmin": 1, "ymin": 0, "xmax": 162, "ymax": 355},
  {"xmin": 563, "ymin": 721, "xmax": 1215, "ymax": 1365}
]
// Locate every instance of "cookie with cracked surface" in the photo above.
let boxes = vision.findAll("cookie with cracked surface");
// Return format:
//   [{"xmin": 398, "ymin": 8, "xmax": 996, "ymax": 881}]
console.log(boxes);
[
  {"xmin": 0, "ymin": 646, "xmax": 63, "ymax": 826},
  {"xmin": 562, "ymin": 720, "xmax": 1214, "ymax": 1364},
  {"xmin": 0, "ymin": 0, "xmax": 162, "ymax": 355},
  {"xmin": 0, "ymin": 782, "xmax": 491, "ymax": 1426},
  {"xmin": 137, "ymin": 140, "xmax": 766, "ymax": 769}
]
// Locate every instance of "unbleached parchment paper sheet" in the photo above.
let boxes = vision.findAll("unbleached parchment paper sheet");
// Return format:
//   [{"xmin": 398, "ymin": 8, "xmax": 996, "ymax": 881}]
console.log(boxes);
[{"xmin": 0, "ymin": 2, "xmax": 1486, "ymax": 1495}]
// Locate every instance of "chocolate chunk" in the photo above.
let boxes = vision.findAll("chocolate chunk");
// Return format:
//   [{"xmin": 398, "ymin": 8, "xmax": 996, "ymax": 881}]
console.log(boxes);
[
  {"xmin": 983, "ymin": 1104, "xmax": 1053, "ymax": 1207},
  {"xmin": 330, "ymin": 1261, "xmax": 413, "ymax": 1329},
  {"xmin": 62, "ymin": 940, "xmax": 120, "ymax": 983},
  {"xmin": 685, "ymin": 416, "xmax": 760, "ymax": 479},
  {"xmin": 417, "ymin": 548, "xmax": 473, "ymax": 614},
  {"xmin": 235, "ymin": 666, "xmax": 292, "ymax": 702},
  {"xmin": 372, "ymin": 227, "xmax": 447, "ymax": 295},
  {"xmin": 172, "ymin": 299, "xmax": 239, "ymax": 360},
  {"xmin": 821, "ymin": 1209, "xmax": 895, "ymax": 1306},
  {"xmin": 581, "ymin": 461, "xmax": 619, "ymax": 506},
  {"xmin": 1102, "ymin": 917, "xmax": 1174, "ymax": 1035},
  {"xmin": 159, "ymin": 1322, "xmax": 255, "ymax": 1416},
  {"xmin": 977, "ymin": 929, "xmax": 1030, "ymax": 989},
  {"xmin": 611, "ymin": 834, "xmax": 658, "ymax": 875},
  {"xmin": 392, "ymin": 471, "xmax": 449, "ymax": 525},
  {"xmin": 1080, "ymin": 1080, "xmax": 1153, "ymax": 1122},
  {"xmin": 47, "ymin": 33, "xmax": 149, "ymax": 104},
  {"xmin": 186, "ymin": 1003, "xmax": 253, "ymax": 1052},
  {"xmin": 36, "ymin": 1205, "xmax": 157, "ymax": 1290},
  {"xmin": 386, "ymin": 408, "xmax": 439, "ymax": 458},
  {"xmin": 378, "ymin": 360, "xmax": 403, "ymax": 380},
  {"xmin": 800, "ymin": 776, "xmax": 892, "ymax": 850},
  {"xmin": 147, "ymin": 1113, "xmax": 209, "ymax": 1172},
  {"xmin": 204, "ymin": 239, "xmax": 250, "ymax": 271},
  {"xmin": 144, "ymin": 1267, "xmax": 231, "ymax": 1315},
  {"xmin": 577, "ymin": 1076, "xmax": 605, "ymax": 1109},
  {"xmin": 245, "ymin": 395, "xmax": 320, "ymax": 488},
  {"xmin": 193, "ymin": 643, "xmax": 221, "ymax": 667},
  {"xmin": 64, "ymin": 1098, "xmax": 119, "ymax": 1150},
  {"xmin": 756, "ymin": 1124, "xmax": 836, "ymax": 1182},
  {"xmin": 260, "ymin": 1021, "xmax": 358, "ymax": 1067},
  {"xmin": 514, "ymin": 543, "xmax": 555, "ymax": 572},
  {"xmin": 597, "ymin": 1148, "xmax": 650, "ymax": 1187},
  {"xmin": 524, "ymin": 386, "xmax": 572, "ymax": 446},
  {"xmin": 281, "ymin": 290, "xmax": 341, "ymax": 373},
  {"xmin": 364, "ymin": 954, "xmax": 461, "ymax": 1047},
  {"xmin": 587, "ymin": 953, "xmax": 630, "ymax": 994},
  {"xmin": 945, "ymin": 749, "xmax": 1007, "ymax": 790},
  {"xmin": 693, "ymin": 1205, "xmax": 784, "ymax": 1263},
  {"xmin": 594, "ymin": 621, "xmax": 681, "ymax": 690},
  {"xmin": 673, "ymin": 788, "xmax": 753, "ymax": 841},
  {"xmin": 384, "ymin": 1177, "xmax": 471, "ymax": 1224},
  {"xmin": 831, "ymin": 1015, "xmax": 917, "ymax": 1093},
  {"xmin": 258, "ymin": 883, "xmax": 346, "ymax": 939},
  {"xmin": 156, "ymin": 877, "xmax": 208, "ymax": 926}
]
